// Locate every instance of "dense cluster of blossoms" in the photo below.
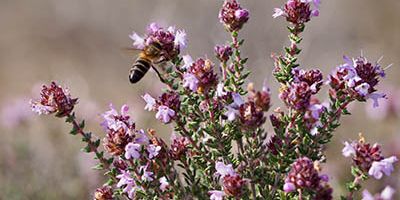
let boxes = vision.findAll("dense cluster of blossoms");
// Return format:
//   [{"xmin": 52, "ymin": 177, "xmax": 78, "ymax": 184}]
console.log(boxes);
[
  {"xmin": 343, "ymin": 135, "xmax": 398, "ymax": 179},
  {"xmin": 29, "ymin": 0, "xmax": 399, "ymax": 199},
  {"xmin": 130, "ymin": 22, "xmax": 186, "ymax": 60},
  {"xmin": 219, "ymin": 0, "xmax": 249, "ymax": 32},
  {"xmin": 273, "ymin": 0, "xmax": 320, "ymax": 23},
  {"xmin": 29, "ymin": 81, "xmax": 78, "ymax": 117},
  {"xmin": 329, "ymin": 56, "xmax": 386, "ymax": 107}
]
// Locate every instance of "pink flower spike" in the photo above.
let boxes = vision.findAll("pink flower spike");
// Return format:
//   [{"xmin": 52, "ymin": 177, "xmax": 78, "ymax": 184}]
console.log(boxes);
[{"xmin": 129, "ymin": 32, "xmax": 145, "ymax": 49}]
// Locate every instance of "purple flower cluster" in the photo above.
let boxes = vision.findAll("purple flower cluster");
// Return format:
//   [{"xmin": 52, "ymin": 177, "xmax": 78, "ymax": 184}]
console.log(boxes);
[
  {"xmin": 100, "ymin": 104, "xmax": 170, "ymax": 198},
  {"xmin": 183, "ymin": 58, "xmax": 218, "ymax": 94},
  {"xmin": 219, "ymin": 0, "xmax": 249, "ymax": 32},
  {"xmin": 329, "ymin": 56, "xmax": 386, "ymax": 107},
  {"xmin": 273, "ymin": 0, "xmax": 320, "ymax": 24},
  {"xmin": 215, "ymin": 45, "xmax": 233, "ymax": 62},
  {"xmin": 342, "ymin": 135, "xmax": 398, "ymax": 179},
  {"xmin": 209, "ymin": 161, "xmax": 246, "ymax": 199},
  {"xmin": 142, "ymin": 91, "xmax": 180, "ymax": 124},
  {"xmin": 283, "ymin": 157, "xmax": 328, "ymax": 194},
  {"xmin": 169, "ymin": 134, "xmax": 190, "ymax": 160},
  {"xmin": 29, "ymin": 81, "xmax": 78, "ymax": 117},
  {"xmin": 279, "ymin": 68, "xmax": 323, "ymax": 111},
  {"xmin": 224, "ymin": 82, "xmax": 270, "ymax": 129},
  {"xmin": 130, "ymin": 23, "xmax": 186, "ymax": 60}
]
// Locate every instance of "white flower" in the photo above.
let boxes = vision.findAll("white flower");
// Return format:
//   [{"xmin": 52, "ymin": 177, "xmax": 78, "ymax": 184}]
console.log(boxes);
[
  {"xmin": 355, "ymin": 83, "xmax": 370, "ymax": 96},
  {"xmin": 342, "ymin": 141, "xmax": 356, "ymax": 157},
  {"xmin": 272, "ymin": 8, "xmax": 285, "ymax": 18},
  {"xmin": 174, "ymin": 29, "xmax": 187, "ymax": 50},
  {"xmin": 182, "ymin": 54, "xmax": 194, "ymax": 70},
  {"xmin": 216, "ymin": 83, "xmax": 227, "ymax": 97},
  {"xmin": 159, "ymin": 177, "xmax": 169, "ymax": 192},
  {"xmin": 129, "ymin": 32, "xmax": 145, "ymax": 49}
]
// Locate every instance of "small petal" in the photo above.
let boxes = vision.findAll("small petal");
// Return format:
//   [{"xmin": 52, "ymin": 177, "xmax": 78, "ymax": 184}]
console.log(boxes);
[
  {"xmin": 142, "ymin": 93, "xmax": 156, "ymax": 111},
  {"xmin": 380, "ymin": 186, "xmax": 395, "ymax": 199},
  {"xmin": 129, "ymin": 32, "xmax": 145, "ymax": 49},
  {"xmin": 174, "ymin": 29, "xmax": 187, "ymax": 50},
  {"xmin": 273, "ymin": 8, "xmax": 285, "ymax": 18},
  {"xmin": 342, "ymin": 141, "xmax": 356, "ymax": 157},
  {"xmin": 182, "ymin": 54, "xmax": 194, "ymax": 70},
  {"xmin": 159, "ymin": 177, "xmax": 169, "ymax": 192},
  {"xmin": 209, "ymin": 190, "xmax": 225, "ymax": 200},
  {"xmin": 183, "ymin": 73, "xmax": 199, "ymax": 92},
  {"xmin": 283, "ymin": 182, "xmax": 296, "ymax": 192}
]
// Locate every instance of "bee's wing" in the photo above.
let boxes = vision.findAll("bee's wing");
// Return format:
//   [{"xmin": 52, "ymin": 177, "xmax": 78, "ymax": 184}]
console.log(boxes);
[{"xmin": 121, "ymin": 47, "xmax": 142, "ymax": 57}]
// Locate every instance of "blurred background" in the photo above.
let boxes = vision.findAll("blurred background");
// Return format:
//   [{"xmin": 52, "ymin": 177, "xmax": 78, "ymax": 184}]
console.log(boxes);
[{"xmin": 0, "ymin": 0, "xmax": 399, "ymax": 199}]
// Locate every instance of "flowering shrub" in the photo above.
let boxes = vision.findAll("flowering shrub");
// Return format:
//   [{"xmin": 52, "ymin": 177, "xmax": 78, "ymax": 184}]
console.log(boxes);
[{"xmin": 30, "ymin": 0, "xmax": 397, "ymax": 199}]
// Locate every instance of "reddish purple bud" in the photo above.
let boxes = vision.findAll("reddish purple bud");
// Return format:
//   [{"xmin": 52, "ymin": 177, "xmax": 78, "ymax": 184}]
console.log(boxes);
[
  {"xmin": 219, "ymin": 0, "xmax": 250, "ymax": 32},
  {"xmin": 30, "ymin": 81, "xmax": 78, "ymax": 117},
  {"xmin": 94, "ymin": 185, "xmax": 113, "ymax": 200},
  {"xmin": 222, "ymin": 174, "xmax": 246, "ymax": 197},
  {"xmin": 215, "ymin": 45, "xmax": 233, "ymax": 62}
]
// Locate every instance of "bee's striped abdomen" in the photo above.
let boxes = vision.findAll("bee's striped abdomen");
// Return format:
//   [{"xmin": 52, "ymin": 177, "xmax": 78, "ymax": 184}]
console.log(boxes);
[{"xmin": 129, "ymin": 58, "xmax": 151, "ymax": 84}]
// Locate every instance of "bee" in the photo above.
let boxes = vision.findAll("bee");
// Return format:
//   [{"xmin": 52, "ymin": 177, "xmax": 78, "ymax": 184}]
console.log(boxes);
[{"xmin": 128, "ymin": 42, "xmax": 167, "ymax": 84}]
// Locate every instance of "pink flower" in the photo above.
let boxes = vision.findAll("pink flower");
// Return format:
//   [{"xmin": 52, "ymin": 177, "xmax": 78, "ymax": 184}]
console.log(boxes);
[
  {"xmin": 101, "ymin": 104, "xmax": 133, "ymax": 132},
  {"xmin": 147, "ymin": 144, "xmax": 161, "ymax": 159},
  {"xmin": 368, "ymin": 156, "xmax": 398, "ymax": 179},
  {"xmin": 124, "ymin": 143, "xmax": 141, "ymax": 159},
  {"xmin": 283, "ymin": 182, "xmax": 296, "ymax": 192},
  {"xmin": 139, "ymin": 165, "xmax": 154, "ymax": 182},
  {"xmin": 117, "ymin": 170, "xmax": 137, "ymax": 199},
  {"xmin": 355, "ymin": 83, "xmax": 370, "ymax": 96},
  {"xmin": 209, "ymin": 190, "xmax": 225, "ymax": 200},
  {"xmin": 159, "ymin": 177, "xmax": 169, "ymax": 192},
  {"xmin": 155, "ymin": 105, "xmax": 175, "ymax": 123},
  {"xmin": 362, "ymin": 186, "xmax": 395, "ymax": 200},
  {"xmin": 272, "ymin": 8, "xmax": 285, "ymax": 18},
  {"xmin": 183, "ymin": 73, "xmax": 199, "ymax": 92},
  {"xmin": 182, "ymin": 54, "xmax": 194, "ymax": 70},
  {"xmin": 174, "ymin": 29, "xmax": 187, "ymax": 50},
  {"xmin": 215, "ymin": 161, "xmax": 236, "ymax": 178},
  {"xmin": 342, "ymin": 141, "xmax": 356, "ymax": 157},
  {"xmin": 142, "ymin": 93, "xmax": 156, "ymax": 111}
]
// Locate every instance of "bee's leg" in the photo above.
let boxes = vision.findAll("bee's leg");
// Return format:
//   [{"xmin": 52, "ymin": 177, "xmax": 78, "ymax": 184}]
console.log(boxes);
[
  {"xmin": 151, "ymin": 65, "xmax": 166, "ymax": 83},
  {"xmin": 153, "ymin": 56, "xmax": 167, "ymax": 65}
]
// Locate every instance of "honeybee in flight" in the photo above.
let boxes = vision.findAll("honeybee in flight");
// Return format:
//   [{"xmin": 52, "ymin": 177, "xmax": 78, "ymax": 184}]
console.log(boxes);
[{"xmin": 128, "ymin": 41, "xmax": 167, "ymax": 84}]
